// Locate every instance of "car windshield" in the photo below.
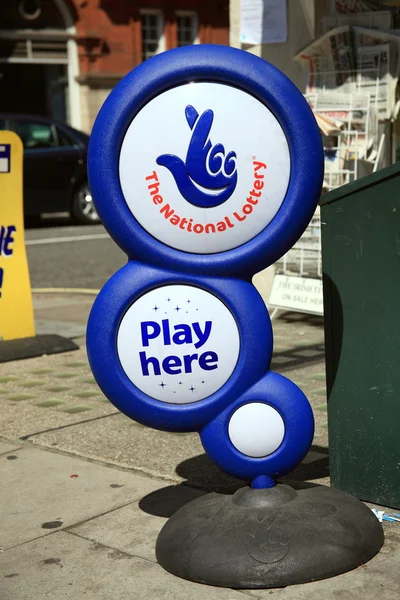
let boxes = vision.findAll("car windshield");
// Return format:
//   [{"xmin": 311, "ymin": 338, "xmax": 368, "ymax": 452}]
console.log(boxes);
[{"xmin": 15, "ymin": 121, "xmax": 56, "ymax": 149}]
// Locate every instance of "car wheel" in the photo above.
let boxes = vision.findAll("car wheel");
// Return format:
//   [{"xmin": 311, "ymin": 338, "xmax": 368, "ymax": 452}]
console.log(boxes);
[{"xmin": 71, "ymin": 182, "xmax": 100, "ymax": 225}]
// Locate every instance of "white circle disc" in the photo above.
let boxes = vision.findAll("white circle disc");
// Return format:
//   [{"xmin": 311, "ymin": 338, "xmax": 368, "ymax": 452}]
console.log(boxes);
[
  {"xmin": 119, "ymin": 82, "xmax": 290, "ymax": 254},
  {"xmin": 228, "ymin": 402, "xmax": 285, "ymax": 458},
  {"xmin": 117, "ymin": 284, "xmax": 240, "ymax": 404}
]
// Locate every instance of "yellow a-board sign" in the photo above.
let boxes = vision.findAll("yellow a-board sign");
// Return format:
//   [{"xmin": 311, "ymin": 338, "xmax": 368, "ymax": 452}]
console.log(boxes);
[{"xmin": 0, "ymin": 131, "xmax": 35, "ymax": 341}]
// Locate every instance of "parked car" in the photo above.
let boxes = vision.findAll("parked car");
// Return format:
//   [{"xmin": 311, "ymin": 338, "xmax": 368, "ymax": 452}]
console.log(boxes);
[{"xmin": 0, "ymin": 114, "xmax": 99, "ymax": 224}]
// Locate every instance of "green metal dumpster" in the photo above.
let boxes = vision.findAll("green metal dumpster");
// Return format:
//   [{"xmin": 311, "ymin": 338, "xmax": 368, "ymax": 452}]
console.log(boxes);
[{"xmin": 321, "ymin": 162, "xmax": 400, "ymax": 509}]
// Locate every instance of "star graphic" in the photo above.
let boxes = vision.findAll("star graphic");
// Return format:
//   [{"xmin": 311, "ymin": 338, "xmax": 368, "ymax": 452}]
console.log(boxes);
[
  {"xmin": 153, "ymin": 305, "xmax": 159, "ymax": 311},
  {"xmin": 178, "ymin": 381, "xmax": 183, "ymax": 385},
  {"xmin": 189, "ymin": 386, "xmax": 195, "ymax": 392},
  {"xmin": 159, "ymin": 382, "xmax": 166, "ymax": 388},
  {"xmin": 174, "ymin": 306, "xmax": 181, "ymax": 312},
  {"xmin": 187, "ymin": 299, "xmax": 191, "ymax": 304},
  {"xmin": 167, "ymin": 298, "xmax": 171, "ymax": 302},
  {"xmin": 201, "ymin": 380, "xmax": 205, "ymax": 384}
]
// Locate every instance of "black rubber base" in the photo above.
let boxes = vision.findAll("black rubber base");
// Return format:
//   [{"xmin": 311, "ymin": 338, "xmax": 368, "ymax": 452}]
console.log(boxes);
[
  {"xmin": 0, "ymin": 334, "xmax": 79, "ymax": 363},
  {"xmin": 156, "ymin": 483, "xmax": 384, "ymax": 588}
]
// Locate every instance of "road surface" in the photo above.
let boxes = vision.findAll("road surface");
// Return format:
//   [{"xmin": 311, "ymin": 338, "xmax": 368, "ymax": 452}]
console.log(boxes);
[{"xmin": 25, "ymin": 219, "xmax": 126, "ymax": 290}]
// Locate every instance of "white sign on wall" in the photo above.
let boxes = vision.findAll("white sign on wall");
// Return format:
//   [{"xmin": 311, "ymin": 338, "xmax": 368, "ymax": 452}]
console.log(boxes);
[
  {"xmin": 119, "ymin": 82, "xmax": 290, "ymax": 254},
  {"xmin": 240, "ymin": 0, "xmax": 287, "ymax": 45},
  {"xmin": 117, "ymin": 284, "xmax": 240, "ymax": 404},
  {"xmin": 269, "ymin": 275, "xmax": 323, "ymax": 316}
]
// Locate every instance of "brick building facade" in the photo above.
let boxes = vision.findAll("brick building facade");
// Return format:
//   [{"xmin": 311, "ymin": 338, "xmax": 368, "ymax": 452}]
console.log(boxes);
[{"xmin": 0, "ymin": 0, "xmax": 229, "ymax": 132}]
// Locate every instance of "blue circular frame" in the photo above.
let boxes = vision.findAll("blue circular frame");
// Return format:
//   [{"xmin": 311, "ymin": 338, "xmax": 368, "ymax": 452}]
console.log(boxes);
[
  {"xmin": 200, "ymin": 371, "xmax": 315, "ymax": 481},
  {"xmin": 88, "ymin": 44, "xmax": 324, "ymax": 279},
  {"xmin": 86, "ymin": 260, "xmax": 273, "ymax": 432}
]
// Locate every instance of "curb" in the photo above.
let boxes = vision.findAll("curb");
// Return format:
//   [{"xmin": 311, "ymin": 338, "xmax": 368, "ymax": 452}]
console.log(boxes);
[{"xmin": 32, "ymin": 288, "xmax": 99, "ymax": 295}]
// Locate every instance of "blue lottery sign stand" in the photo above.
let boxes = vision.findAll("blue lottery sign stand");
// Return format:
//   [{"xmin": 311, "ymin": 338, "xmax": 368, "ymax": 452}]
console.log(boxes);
[{"xmin": 87, "ymin": 45, "xmax": 383, "ymax": 588}]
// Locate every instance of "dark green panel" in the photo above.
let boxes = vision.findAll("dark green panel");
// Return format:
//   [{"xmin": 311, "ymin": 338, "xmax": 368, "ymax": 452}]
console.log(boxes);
[{"xmin": 321, "ymin": 164, "xmax": 400, "ymax": 508}]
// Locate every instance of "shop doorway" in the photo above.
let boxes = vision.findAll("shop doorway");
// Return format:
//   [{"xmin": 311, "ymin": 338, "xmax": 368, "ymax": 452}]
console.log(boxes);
[
  {"xmin": 0, "ymin": 0, "xmax": 80, "ymax": 128},
  {"xmin": 0, "ymin": 63, "xmax": 68, "ymax": 121}
]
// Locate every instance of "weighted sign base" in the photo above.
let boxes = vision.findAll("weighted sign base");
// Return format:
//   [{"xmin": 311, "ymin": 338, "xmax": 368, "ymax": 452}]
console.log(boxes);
[{"xmin": 156, "ymin": 483, "xmax": 383, "ymax": 589}]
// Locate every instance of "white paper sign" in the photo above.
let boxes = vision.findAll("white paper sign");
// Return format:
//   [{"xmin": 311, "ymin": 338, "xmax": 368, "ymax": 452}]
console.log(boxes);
[
  {"xmin": 240, "ymin": 0, "xmax": 287, "ymax": 45},
  {"xmin": 269, "ymin": 275, "xmax": 323, "ymax": 316}
]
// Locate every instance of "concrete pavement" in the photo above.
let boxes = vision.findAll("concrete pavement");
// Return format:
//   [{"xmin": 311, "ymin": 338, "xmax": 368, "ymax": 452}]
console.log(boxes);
[
  {"xmin": 1, "ymin": 290, "xmax": 399, "ymax": 599},
  {"xmin": 2, "ymin": 440, "xmax": 399, "ymax": 600}
]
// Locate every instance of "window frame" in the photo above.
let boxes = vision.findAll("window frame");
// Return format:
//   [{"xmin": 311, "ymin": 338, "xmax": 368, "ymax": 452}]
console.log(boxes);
[
  {"xmin": 175, "ymin": 10, "xmax": 199, "ymax": 47},
  {"xmin": 139, "ymin": 9, "xmax": 165, "ymax": 62}
]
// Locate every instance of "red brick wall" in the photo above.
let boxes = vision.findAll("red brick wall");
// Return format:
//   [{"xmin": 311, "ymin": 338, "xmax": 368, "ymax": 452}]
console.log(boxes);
[{"xmin": 73, "ymin": 0, "xmax": 229, "ymax": 78}]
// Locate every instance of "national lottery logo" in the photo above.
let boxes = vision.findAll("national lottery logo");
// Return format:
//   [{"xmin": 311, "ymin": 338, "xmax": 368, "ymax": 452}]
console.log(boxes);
[
  {"xmin": 119, "ymin": 82, "xmax": 291, "ymax": 254},
  {"xmin": 156, "ymin": 105, "xmax": 238, "ymax": 208}
]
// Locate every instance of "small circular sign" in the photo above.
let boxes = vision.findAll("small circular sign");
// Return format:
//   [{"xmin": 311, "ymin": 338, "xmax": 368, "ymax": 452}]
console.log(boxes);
[
  {"xmin": 228, "ymin": 402, "xmax": 285, "ymax": 458},
  {"xmin": 119, "ymin": 82, "xmax": 290, "ymax": 254},
  {"xmin": 117, "ymin": 284, "xmax": 240, "ymax": 404}
]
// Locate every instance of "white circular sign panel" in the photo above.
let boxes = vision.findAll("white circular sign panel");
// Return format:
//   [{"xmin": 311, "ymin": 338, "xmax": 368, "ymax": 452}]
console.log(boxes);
[
  {"xmin": 117, "ymin": 285, "xmax": 240, "ymax": 404},
  {"xmin": 228, "ymin": 402, "xmax": 285, "ymax": 458},
  {"xmin": 119, "ymin": 82, "xmax": 291, "ymax": 254}
]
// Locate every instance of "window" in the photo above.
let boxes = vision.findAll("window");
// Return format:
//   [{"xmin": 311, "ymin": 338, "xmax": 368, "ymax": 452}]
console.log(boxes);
[
  {"xmin": 18, "ymin": 0, "xmax": 42, "ymax": 21},
  {"xmin": 56, "ymin": 127, "xmax": 79, "ymax": 148},
  {"xmin": 15, "ymin": 121, "xmax": 56, "ymax": 149},
  {"xmin": 176, "ymin": 12, "xmax": 199, "ymax": 47},
  {"xmin": 140, "ymin": 11, "xmax": 164, "ymax": 61}
]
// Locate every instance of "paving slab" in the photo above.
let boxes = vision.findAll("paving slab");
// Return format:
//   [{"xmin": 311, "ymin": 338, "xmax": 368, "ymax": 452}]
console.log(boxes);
[
  {"xmin": 0, "ymin": 444, "xmax": 162, "ymax": 550},
  {"xmin": 29, "ymin": 412, "xmax": 330, "ymax": 490},
  {"xmin": 30, "ymin": 413, "xmax": 242, "ymax": 489},
  {"xmin": 70, "ymin": 483, "xmax": 206, "ymax": 562},
  {"xmin": 0, "ymin": 396, "xmax": 117, "ymax": 440},
  {"xmin": 34, "ymin": 319, "xmax": 86, "ymax": 339},
  {"xmin": 0, "ymin": 347, "xmax": 117, "ymax": 440},
  {"xmin": 32, "ymin": 292, "xmax": 95, "ymax": 340},
  {"xmin": 32, "ymin": 293, "xmax": 95, "ymax": 311},
  {"xmin": 0, "ymin": 531, "xmax": 255, "ymax": 600},
  {"xmin": 27, "ymin": 356, "xmax": 329, "ymax": 489},
  {"xmin": 34, "ymin": 303, "xmax": 94, "ymax": 324},
  {"xmin": 270, "ymin": 313, "xmax": 324, "ymax": 356},
  {"xmin": 0, "ymin": 440, "xmax": 22, "ymax": 455}
]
